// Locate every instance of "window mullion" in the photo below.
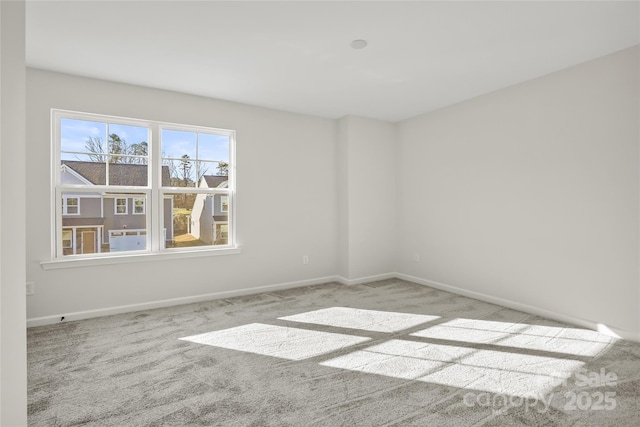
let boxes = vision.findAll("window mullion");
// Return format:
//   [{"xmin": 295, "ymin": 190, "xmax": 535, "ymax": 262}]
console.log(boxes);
[
  {"xmin": 151, "ymin": 123, "xmax": 162, "ymax": 252},
  {"xmin": 55, "ymin": 187, "xmax": 63, "ymax": 257},
  {"xmin": 105, "ymin": 123, "xmax": 110, "ymax": 185}
]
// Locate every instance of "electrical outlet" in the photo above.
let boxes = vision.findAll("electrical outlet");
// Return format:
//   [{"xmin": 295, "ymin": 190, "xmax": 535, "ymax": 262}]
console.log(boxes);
[
  {"xmin": 414, "ymin": 253, "xmax": 420, "ymax": 263},
  {"xmin": 302, "ymin": 255, "xmax": 309, "ymax": 265},
  {"xmin": 26, "ymin": 282, "xmax": 36, "ymax": 295}
]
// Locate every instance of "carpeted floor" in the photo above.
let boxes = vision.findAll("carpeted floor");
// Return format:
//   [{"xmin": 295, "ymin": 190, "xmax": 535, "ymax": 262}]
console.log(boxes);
[{"xmin": 28, "ymin": 279, "xmax": 640, "ymax": 426}]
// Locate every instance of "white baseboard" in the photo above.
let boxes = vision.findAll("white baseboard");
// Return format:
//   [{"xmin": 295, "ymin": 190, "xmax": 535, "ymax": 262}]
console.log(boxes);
[
  {"xmin": 335, "ymin": 272, "xmax": 397, "ymax": 286},
  {"xmin": 26, "ymin": 275, "xmax": 340, "ymax": 328},
  {"xmin": 396, "ymin": 273, "xmax": 640, "ymax": 342}
]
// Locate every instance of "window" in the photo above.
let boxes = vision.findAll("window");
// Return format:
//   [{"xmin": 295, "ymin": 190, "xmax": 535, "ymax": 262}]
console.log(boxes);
[
  {"xmin": 161, "ymin": 127, "xmax": 231, "ymax": 249},
  {"xmin": 115, "ymin": 197, "xmax": 128, "ymax": 214},
  {"xmin": 62, "ymin": 230, "xmax": 72, "ymax": 249},
  {"xmin": 62, "ymin": 197, "xmax": 79, "ymax": 215},
  {"xmin": 133, "ymin": 197, "xmax": 145, "ymax": 214},
  {"xmin": 52, "ymin": 110, "xmax": 235, "ymax": 259},
  {"xmin": 215, "ymin": 223, "xmax": 229, "ymax": 245}
]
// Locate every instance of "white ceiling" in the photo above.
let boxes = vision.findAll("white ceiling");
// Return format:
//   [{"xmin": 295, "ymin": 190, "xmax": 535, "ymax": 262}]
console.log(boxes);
[{"xmin": 26, "ymin": 1, "xmax": 639, "ymax": 122}]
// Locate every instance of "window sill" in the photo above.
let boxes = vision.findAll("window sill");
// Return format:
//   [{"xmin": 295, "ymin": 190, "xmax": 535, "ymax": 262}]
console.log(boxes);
[{"xmin": 40, "ymin": 247, "xmax": 242, "ymax": 270}]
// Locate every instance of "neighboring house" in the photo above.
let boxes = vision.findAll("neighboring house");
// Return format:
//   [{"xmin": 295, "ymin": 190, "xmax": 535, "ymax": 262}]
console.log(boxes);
[
  {"xmin": 190, "ymin": 175, "xmax": 229, "ymax": 245},
  {"xmin": 60, "ymin": 160, "xmax": 173, "ymax": 255}
]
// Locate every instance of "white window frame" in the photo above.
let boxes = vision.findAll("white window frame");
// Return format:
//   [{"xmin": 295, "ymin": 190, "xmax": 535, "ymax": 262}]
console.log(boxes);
[
  {"xmin": 62, "ymin": 196, "xmax": 80, "ymax": 215},
  {"xmin": 133, "ymin": 197, "xmax": 146, "ymax": 215},
  {"xmin": 159, "ymin": 124, "xmax": 234, "ymax": 251},
  {"xmin": 46, "ymin": 109, "xmax": 238, "ymax": 268},
  {"xmin": 114, "ymin": 197, "xmax": 128, "ymax": 215}
]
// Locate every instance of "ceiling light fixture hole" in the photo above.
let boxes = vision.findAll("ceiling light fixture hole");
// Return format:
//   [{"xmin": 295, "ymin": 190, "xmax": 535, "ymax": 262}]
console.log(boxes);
[{"xmin": 350, "ymin": 39, "xmax": 368, "ymax": 50}]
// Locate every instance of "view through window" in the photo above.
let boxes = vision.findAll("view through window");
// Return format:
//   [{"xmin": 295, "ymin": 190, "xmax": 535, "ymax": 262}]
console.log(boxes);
[{"xmin": 54, "ymin": 110, "xmax": 234, "ymax": 258}]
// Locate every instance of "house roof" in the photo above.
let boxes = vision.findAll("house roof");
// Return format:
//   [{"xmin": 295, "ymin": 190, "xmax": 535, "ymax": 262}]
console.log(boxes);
[
  {"xmin": 203, "ymin": 175, "xmax": 228, "ymax": 188},
  {"xmin": 62, "ymin": 160, "xmax": 170, "ymax": 186}
]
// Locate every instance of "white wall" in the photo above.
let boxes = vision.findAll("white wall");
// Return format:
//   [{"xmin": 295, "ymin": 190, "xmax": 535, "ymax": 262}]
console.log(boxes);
[
  {"xmin": 398, "ymin": 46, "xmax": 640, "ymax": 334},
  {"xmin": 0, "ymin": 0, "xmax": 28, "ymax": 424},
  {"xmin": 26, "ymin": 69, "xmax": 337, "ymax": 320},
  {"xmin": 337, "ymin": 116, "xmax": 397, "ymax": 280},
  {"xmin": 25, "ymin": 46, "xmax": 640, "ymax": 340}
]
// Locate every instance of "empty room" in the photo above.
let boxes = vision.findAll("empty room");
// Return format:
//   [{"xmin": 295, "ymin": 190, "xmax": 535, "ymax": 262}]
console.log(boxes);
[{"xmin": 1, "ymin": 0, "xmax": 639, "ymax": 426}]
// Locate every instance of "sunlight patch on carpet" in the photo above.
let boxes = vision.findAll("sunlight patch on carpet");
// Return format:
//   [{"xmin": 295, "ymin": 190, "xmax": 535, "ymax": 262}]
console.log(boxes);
[
  {"xmin": 320, "ymin": 339, "xmax": 584, "ymax": 398},
  {"xmin": 279, "ymin": 307, "xmax": 439, "ymax": 333},
  {"xmin": 411, "ymin": 318, "xmax": 615, "ymax": 357},
  {"xmin": 180, "ymin": 323, "xmax": 370, "ymax": 360}
]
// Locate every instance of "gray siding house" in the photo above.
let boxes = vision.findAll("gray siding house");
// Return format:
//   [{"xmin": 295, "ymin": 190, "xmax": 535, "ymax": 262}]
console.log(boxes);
[
  {"xmin": 61, "ymin": 160, "xmax": 173, "ymax": 255},
  {"xmin": 190, "ymin": 175, "xmax": 229, "ymax": 245}
]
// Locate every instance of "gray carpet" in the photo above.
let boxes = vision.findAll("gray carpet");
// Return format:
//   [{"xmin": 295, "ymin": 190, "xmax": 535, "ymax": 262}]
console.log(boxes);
[{"xmin": 27, "ymin": 279, "xmax": 640, "ymax": 426}]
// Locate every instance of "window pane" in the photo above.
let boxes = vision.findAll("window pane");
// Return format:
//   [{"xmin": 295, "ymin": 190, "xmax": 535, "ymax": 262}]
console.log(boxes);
[
  {"xmin": 133, "ymin": 198, "xmax": 145, "ymax": 214},
  {"xmin": 162, "ymin": 129, "xmax": 196, "ymax": 160},
  {"xmin": 164, "ymin": 193, "xmax": 230, "ymax": 249},
  {"xmin": 61, "ymin": 118, "xmax": 107, "ymax": 155},
  {"xmin": 107, "ymin": 157, "xmax": 149, "ymax": 186},
  {"xmin": 115, "ymin": 197, "xmax": 128, "ymax": 214},
  {"xmin": 107, "ymin": 124, "xmax": 149, "ymax": 161},
  {"xmin": 198, "ymin": 133, "xmax": 229, "ymax": 162},
  {"xmin": 62, "ymin": 230, "xmax": 73, "ymax": 252},
  {"xmin": 61, "ymin": 159, "xmax": 106, "ymax": 185},
  {"xmin": 62, "ymin": 197, "xmax": 80, "ymax": 215},
  {"xmin": 196, "ymin": 169, "xmax": 229, "ymax": 190},
  {"xmin": 104, "ymin": 194, "xmax": 147, "ymax": 253},
  {"xmin": 215, "ymin": 161, "xmax": 229, "ymax": 177},
  {"xmin": 165, "ymin": 159, "xmax": 198, "ymax": 187},
  {"xmin": 62, "ymin": 158, "xmax": 150, "ymax": 186},
  {"xmin": 161, "ymin": 130, "xmax": 230, "ymax": 187},
  {"xmin": 58, "ymin": 192, "xmax": 148, "ymax": 256},
  {"xmin": 59, "ymin": 191, "xmax": 103, "ymax": 256},
  {"xmin": 194, "ymin": 161, "xmax": 224, "ymax": 187},
  {"xmin": 215, "ymin": 222, "xmax": 229, "ymax": 245},
  {"xmin": 107, "ymin": 227, "xmax": 147, "ymax": 253},
  {"xmin": 60, "ymin": 118, "xmax": 109, "ymax": 185},
  {"xmin": 61, "ymin": 121, "xmax": 149, "ymax": 187}
]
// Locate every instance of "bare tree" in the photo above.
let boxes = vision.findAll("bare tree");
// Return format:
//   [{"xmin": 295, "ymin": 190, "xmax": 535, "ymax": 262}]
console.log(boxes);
[
  {"xmin": 165, "ymin": 158, "xmax": 178, "ymax": 182},
  {"xmin": 82, "ymin": 134, "xmax": 147, "ymax": 164},
  {"xmin": 195, "ymin": 161, "xmax": 211, "ymax": 184},
  {"xmin": 83, "ymin": 137, "xmax": 108, "ymax": 162}
]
